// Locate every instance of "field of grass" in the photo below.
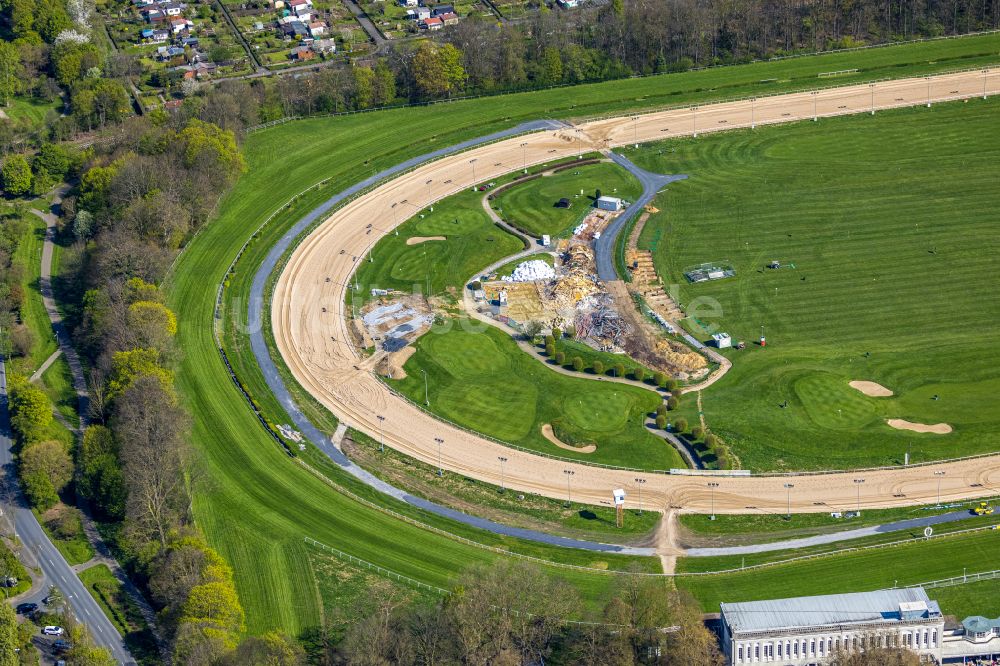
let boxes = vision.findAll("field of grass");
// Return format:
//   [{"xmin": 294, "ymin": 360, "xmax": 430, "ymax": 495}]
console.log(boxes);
[
  {"xmin": 35, "ymin": 507, "xmax": 95, "ymax": 566},
  {"xmin": 345, "ymin": 434, "xmax": 661, "ymax": 541},
  {"xmin": 677, "ymin": 528, "xmax": 1000, "ymax": 611},
  {"xmin": 632, "ymin": 99, "xmax": 1000, "ymax": 471},
  {"xmin": 4, "ymin": 96, "xmax": 62, "ymax": 127},
  {"xmin": 173, "ymin": 33, "xmax": 1000, "ymax": 634},
  {"xmin": 351, "ymin": 187, "xmax": 523, "ymax": 304},
  {"xmin": 492, "ymin": 161, "xmax": 642, "ymax": 237},
  {"xmin": 78, "ymin": 564, "xmax": 160, "ymax": 664},
  {"xmin": 680, "ymin": 515, "xmax": 1000, "ymax": 571},
  {"xmin": 11, "ymin": 213, "xmax": 56, "ymax": 373},
  {"xmin": 391, "ymin": 320, "xmax": 681, "ymax": 469}
]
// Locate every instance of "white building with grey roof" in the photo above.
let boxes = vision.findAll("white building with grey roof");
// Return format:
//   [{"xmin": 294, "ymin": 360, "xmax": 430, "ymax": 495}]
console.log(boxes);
[{"xmin": 719, "ymin": 588, "xmax": 944, "ymax": 665}]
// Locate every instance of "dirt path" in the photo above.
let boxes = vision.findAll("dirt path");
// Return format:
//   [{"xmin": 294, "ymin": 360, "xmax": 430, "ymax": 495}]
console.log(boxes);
[
  {"xmin": 272, "ymin": 68, "xmax": 1000, "ymax": 515},
  {"xmin": 655, "ymin": 510, "xmax": 683, "ymax": 574}
]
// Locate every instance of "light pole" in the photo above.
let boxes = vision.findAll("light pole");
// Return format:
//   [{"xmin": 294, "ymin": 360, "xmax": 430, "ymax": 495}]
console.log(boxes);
[
  {"xmin": 420, "ymin": 369, "xmax": 429, "ymax": 406},
  {"xmin": 634, "ymin": 478, "xmax": 646, "ymax": 515},
  {"xmin": 869, "ymin": 83, "xmax": 876, "ymax": 116},
  {"xmin": 935, "ymin": 471, "xmax": 945, "ymax": 505},
  {"xmin": 435, "ymin": 437, "xmax": 444, "ymax": 476},
  {"xmin": 376, "ymin": 414, "xmax": 385, "ymax": 453},
  {"xmin": 811, "ymin": 91, "xmax": 818, "ymax": 121},
  {"xmin": 520, "ymin": 142, "xmax": 528, "ymax": 173},
  {"xmin": 469, "ymin": 158, "xmax": 477, "ymax": 186},
  {"xmin": 926, "ymin": 76, "xmax": 932, "ymax": 107},
  {"xmin": 633, "ymin": 115, "xmax": 639, "ymax": 146},
  {"xmin": 984, "ymin": 68, "xmax": 990, "ymax": 100},
  {"xmin": 854, "ymin": 478, "xmax": 865, "ymax": 513},
  {"xmin": 784, "ymin": 483, "xmax": 794, "ymax": 519},
  {"xmin": 708, "ymin": 482, "xmax": 719, "ymax": 521},
  {"xmin": 692, "ymin": 106, "xmax": 698, "ymax": 138},
  {"xmin": 498, "ymin": 456, "xmax": 508, "ymax": 492},
  {"xmin": 425, "ymin": 179, "xmax": 433, "ymax": 210},
  {"xmin": 750, "ymin": 97, "xmax": 756, "ymax": 129},
  {"xmin": 563, "ymin": 469, "xmax": 575, "ymax": 506}
]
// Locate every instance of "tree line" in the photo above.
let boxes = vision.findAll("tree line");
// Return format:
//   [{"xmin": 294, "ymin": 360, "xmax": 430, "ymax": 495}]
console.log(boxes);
[{"xmin": 258, "ymin": 0, "xmax": 1000, "ymax": 119}]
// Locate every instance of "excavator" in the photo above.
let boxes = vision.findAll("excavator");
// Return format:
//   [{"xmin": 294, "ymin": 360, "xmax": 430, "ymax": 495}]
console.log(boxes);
[{"xmin": 972, "ymin": 501, "xmax": 995, "ymax": 516}]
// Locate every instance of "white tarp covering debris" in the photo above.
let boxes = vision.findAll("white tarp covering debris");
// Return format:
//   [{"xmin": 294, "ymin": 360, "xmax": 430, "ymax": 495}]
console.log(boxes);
[
  {"xmin": 573, "ymin": 222, "xmax": 588, "ymax": 236},
  {"xmin": 501, "ymin": 259, "xmax": 556, "ymax": 283}
]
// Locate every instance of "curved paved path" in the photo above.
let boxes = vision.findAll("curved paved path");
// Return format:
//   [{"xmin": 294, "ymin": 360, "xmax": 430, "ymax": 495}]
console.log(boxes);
[
  {"xmin": 685, "ymin": 510, "xmax": 981, "ymax": 557},
  {"xmin": 271, "ymin": 69, "xmax": 1000, "ymax": 518}
]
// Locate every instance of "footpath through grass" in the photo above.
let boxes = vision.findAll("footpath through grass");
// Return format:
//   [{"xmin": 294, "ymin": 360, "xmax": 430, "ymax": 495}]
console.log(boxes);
[
  {"xmin": 176, "ymin": 33, "xmax": 1000, "ymax": 634},
  {"xmin": 632, "ymin": 99, "xmax": 1000, "ymax": 471}
]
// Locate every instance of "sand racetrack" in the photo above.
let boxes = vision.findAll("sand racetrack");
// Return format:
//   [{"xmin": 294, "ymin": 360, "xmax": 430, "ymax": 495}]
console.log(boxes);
[
  {"xmin": 272, "ymin": 68, "xmax": 1000, "ymax": 515},
  {"xmin": 887, "ymin": 419, "xmax": 953, "ymax": 434},
  {"xmin": 850, "ymin": 380, "xmax": 894, "ymax": 397}
]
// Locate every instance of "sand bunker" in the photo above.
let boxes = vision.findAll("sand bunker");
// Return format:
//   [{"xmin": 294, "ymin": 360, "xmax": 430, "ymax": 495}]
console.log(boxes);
[
  {"xmin": 849, "ymin": 380, "xmax": 894, "ymax": 397},
  {"xmin": 887, "ymin": 419, "xmax": 952, "ymax": 434},
  {"xmin": 541, "ymin": 424, "xmax": 596, "ymax": 453},
  {"xmin": 406, "ymin": 236, "xmax": 446, "ymax": 246}
]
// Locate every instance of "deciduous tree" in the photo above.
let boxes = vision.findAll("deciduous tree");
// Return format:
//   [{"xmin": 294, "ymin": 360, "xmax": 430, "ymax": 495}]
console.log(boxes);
[
  {"xmin": 20, "ymin": 440, "xmax": 73, "ymax": 509},
  {"xmin": 1, "ymin": 154, "xmax": 32, "ymax": 197}
]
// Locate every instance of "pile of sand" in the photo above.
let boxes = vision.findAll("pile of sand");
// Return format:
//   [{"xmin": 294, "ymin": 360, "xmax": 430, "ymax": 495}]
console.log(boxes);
[
  {"xmin": 886, "ymin": 419, "xmax": 952, "ymax": 434},
  {"xmin": 406, "ymin": 236, "xmax": 446, "ymax": 246},
  {"xmin": 541, "ymin": 424, "xmax": 596, "ymax": 453},
  {"xmin": 381, "ymin": 346, "xmax": 416, "ymax": 379},
  {"xmin": 849, "ymin": 380, "xmax": 894, "ymax": 397}
]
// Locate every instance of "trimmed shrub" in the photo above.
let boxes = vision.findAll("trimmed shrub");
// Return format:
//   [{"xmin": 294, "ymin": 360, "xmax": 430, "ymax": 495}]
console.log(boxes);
[
  {"xmin": 655, "ymin": 414, "xmax": 667, "ymax": 429},
  {"xmin": 613, "ymin": 363, "xmax": 625, "ymax": 378},
  {"xmin": 666, "ymin": 396, "xmax": 679, "ymax": 411},
  {"xmin": 691, "ymin": 426, "xmax": 705, "ymax": 440},
  {"xmin": 633, "ymin": 368, "xmax": 646, "ymax": 383},
  {"xmin": 592, "ymin": 361, "xmax": 604, "ymax": 375},
  {"xmin": 653, "ymin": 371, "xmax": 667, "ymax": 387},
  {"xmin": 674, "ymin": 417, "xmax": 689, "ymax": 433},
  {"xmin": 571, "ymin": 356, "xmax": 584, "ymax": 372},
  {"xmin": 555, "ymin": 351, "xmax": 566, "ymax": 365}
]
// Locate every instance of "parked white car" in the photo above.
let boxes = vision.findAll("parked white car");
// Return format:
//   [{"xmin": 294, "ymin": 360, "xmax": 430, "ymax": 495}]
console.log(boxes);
[{"xmin": 42, "ymin": 626, "xmax": 64, "ymax": 636}]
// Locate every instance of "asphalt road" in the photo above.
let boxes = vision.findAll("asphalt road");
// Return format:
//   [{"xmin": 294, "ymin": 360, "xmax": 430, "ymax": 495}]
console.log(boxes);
[
  {"xmin": 593, "ymin": 152, "xmax": 686, "ymax": 281},
  {"xmin": 0, "ymin": 358, "xmax": 135, "ymax": 664}
]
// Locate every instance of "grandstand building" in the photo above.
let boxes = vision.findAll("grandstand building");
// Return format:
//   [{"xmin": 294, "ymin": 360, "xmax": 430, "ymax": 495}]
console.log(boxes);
[{"xmin": 719, "ymin": 588, "xmax": 945, "ymax": 665}]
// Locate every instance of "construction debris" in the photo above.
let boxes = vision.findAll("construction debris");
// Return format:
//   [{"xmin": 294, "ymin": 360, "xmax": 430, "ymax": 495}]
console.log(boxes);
[
  {"xmin": 359, "ymin": 295, "xmax": 433, "ymax": 352},
  {"xmin": 502, "ymin": 259, "xmax": 556, "ymax": 282}
]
